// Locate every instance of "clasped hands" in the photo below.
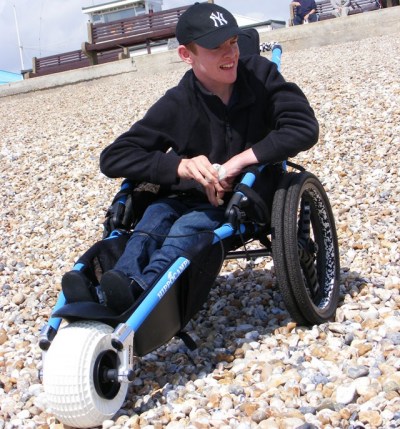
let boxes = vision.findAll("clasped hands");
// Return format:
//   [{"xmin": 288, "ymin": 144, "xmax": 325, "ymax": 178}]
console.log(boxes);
[{"xmin": 177, "ymin": 155, "xmax": 239, "ymax": 207}]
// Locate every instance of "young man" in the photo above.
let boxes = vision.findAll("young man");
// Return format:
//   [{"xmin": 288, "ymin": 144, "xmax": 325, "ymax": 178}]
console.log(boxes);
[
  {"xmin": 291, "ymin": 0, "xmax": 318, "ymax": 24},
  {"xmin": 62, "ymin": 3, "xmax": 319, "ymax": 314}
]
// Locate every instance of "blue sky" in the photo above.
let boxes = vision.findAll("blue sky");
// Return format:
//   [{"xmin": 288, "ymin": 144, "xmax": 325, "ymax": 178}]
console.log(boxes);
[{"xmin": 0, "ymin": 0, "xmax": 291, "ymax": 74}]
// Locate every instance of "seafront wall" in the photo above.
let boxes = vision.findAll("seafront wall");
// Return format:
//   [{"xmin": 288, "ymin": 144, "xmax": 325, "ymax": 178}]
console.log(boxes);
[
  {"xmin": 264, "ymin": 5, "xmax": 400, "ymax": 51},
  {"xmin": 0, "ymin": 6, "xmax": 399, "ymax": 98}
]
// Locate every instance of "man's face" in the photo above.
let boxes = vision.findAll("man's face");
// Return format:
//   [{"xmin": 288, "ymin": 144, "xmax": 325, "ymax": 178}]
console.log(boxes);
[{"xmin": 189, "ymin": 36, "xmax": 240, "ymax": 91}]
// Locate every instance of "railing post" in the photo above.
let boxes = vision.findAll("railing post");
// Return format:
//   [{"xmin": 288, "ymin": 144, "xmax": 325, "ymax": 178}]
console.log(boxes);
[
  {"xmin": 87, "ymin": 22, "xmax": 94, "ymax": 44},
  {"xmin": 81, "ymin": 42, "xmax": 98, "ymax": 65},
  {"xmin": 289, "ymin": 4, "xmax": 295, "ymax": 26},
  {"xmin": 119, "ymin": 47, "xmax": 130, "ymax": 60},
  {"xmin": 32, "ymin": 57, "xmax": 38, "ymax": 74}
]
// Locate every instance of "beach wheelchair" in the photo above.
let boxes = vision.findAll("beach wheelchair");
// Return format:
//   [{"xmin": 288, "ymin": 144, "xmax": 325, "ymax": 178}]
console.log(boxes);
[{"xmin": 38, "ymin": 38, "xmax": 340, "ymax": 429}]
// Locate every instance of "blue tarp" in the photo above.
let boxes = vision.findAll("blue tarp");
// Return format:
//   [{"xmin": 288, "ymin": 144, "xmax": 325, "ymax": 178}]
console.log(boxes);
[{"xmin": 0, "ymin": 70, "xmax": 23, "ymax": 85}]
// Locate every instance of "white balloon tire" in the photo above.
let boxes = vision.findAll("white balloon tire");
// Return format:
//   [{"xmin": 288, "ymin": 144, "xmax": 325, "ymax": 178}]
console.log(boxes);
[{"xmin": 43, "ymin": 320, "xmax": 128, "ymax": 428}]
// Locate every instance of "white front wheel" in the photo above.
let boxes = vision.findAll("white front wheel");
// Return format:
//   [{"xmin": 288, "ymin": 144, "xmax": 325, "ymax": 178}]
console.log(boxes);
[{"xmin": 43, "ymin": 321, "xmax": 129, "ymax": 428}]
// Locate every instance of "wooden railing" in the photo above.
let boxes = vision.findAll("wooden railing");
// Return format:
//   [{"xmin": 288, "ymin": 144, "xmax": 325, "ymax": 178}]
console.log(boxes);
[
  {"xmin": 28, "ymin": 48, "xmax": 128, "ymax": 78},
  {"xmin": 82, "ymin": 6, "xmax": 189, "ymax": 64}
]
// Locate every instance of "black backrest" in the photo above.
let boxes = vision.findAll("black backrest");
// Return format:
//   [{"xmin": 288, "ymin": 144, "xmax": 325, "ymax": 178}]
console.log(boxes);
[{"xmin": 238, "ymin": 28, "xmax": 260, "ymax": 57}]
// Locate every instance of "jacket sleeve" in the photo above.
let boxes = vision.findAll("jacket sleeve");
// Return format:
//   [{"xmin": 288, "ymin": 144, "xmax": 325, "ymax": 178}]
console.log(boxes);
[
  {"xmin": 246, "ymin": 57, "xmax": 319, "ymax": 165},
  {"xmin": 100, "ymin": 89, "xmax": 187, "ymax": 185}
]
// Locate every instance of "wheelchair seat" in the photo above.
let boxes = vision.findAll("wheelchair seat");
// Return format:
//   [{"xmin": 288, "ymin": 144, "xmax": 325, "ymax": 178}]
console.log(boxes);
[{"xmin": 50, "ymin": 160, "xmax": 340, "ymax": 357}]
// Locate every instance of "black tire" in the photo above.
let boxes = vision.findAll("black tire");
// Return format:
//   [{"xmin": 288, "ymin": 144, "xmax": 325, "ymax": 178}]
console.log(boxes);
[
  {"xmin": 283, "ymin": 172, "xmax": 340, "ymax": 325},
  {"xmin": 271, "ymin": 173, "xmax": 309, "ymax": 325}
]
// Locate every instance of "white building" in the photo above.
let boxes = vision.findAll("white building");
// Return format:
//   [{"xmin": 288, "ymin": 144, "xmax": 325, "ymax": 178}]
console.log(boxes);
[
  {"xmin": 82, "ymin": 0, "xmax": 163, "ymax": 24},
  {"xmin": 234, "ymin": 14, "xmax": 285, "ymax": 33}
]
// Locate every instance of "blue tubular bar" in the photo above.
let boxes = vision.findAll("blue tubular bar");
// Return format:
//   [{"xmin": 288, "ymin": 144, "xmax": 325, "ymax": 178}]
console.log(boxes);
[
  {"xmin": 72, "ymin": 262, "xmax": 85, "ymax": 271},
  {"xmin": 240, "ymin": 171, "xmax": 257, "ymax": 188},
  {"xmin": 231, "ymin": 165, "xmax": 267, "ymax": 203},
  {"xmin": 213, "ymin": 223, "xmax": 246, "ymax": 243},
  {"xmin": 125, "ymin": 257, "xmax": 191, "ymax": 332},
  {"xmin": 47, "ymin": 292, "xmax": 66, "ymax": 330},
  {"xmin": 271, "ymin": 45, "xmax": 282, "ymax": 71},
  {"xmin": 271, "ymin": 46, "xmax": 287, "ymax": 171},
  {"xmin": 118, "ymin": 179, "xmax": 133, "ymax": 203},
  {"xmin": 241, "ymin": 164, "xmax": 268, "ymax": 188},
  {"xmin": 106, "ymin": 229, "xmax": 127, "ymax": 240}
]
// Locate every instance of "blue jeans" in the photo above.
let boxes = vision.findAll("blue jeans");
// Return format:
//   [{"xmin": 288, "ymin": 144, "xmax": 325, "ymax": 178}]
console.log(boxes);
[{"xmin": 113, "ymin": 197, "xmax": 226, "ymax": 290}]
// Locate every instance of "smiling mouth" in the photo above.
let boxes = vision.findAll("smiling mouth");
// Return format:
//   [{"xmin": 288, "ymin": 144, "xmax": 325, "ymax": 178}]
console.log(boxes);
[{"xmin": 220, "ymin": 62, "xmax": 234, "ymax": 70}]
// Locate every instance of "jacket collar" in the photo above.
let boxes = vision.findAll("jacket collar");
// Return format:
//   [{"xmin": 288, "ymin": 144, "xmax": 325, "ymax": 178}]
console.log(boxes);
[{"xmin": 188, "ymin": 59, "xmax": 256, "ymax": 113}]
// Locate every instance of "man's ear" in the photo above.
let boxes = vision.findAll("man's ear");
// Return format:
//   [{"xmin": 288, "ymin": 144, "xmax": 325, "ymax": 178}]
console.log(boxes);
[{"xmin": 178, "ymin": 45, "xmax": 193, "ymax": 65}]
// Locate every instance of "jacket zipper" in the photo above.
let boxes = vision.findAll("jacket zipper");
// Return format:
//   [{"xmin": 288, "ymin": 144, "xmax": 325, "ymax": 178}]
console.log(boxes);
[{"xmin": 225, "ymin": 118, "xmax": 233, "ymax": 159}]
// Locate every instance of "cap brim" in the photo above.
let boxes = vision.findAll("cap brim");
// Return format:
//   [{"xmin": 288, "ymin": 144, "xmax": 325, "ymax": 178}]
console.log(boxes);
[{"xmin": 194, "ymin": 27, "xmax": 243, "ymax": 49}]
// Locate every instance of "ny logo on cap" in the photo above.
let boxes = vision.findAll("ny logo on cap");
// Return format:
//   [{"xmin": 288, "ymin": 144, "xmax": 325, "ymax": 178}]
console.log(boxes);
[{"xmin": 210, "ymin": 11, "xmax": 228, "ymax": 27}]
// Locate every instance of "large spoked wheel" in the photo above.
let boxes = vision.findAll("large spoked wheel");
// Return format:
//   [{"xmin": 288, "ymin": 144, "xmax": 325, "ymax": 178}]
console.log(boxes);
[
  {"xmin": 43, "ymin": 321, "xmax": 129, "ymax": 428},
  {"xmin": 272, "ymin": 171, "xmax": 340, "ymax": 325}
]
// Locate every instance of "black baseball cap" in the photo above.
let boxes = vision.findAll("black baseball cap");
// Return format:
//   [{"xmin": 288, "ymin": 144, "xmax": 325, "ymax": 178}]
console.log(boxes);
[{"xmin": 176, "ymin": 2, "xmax": 242, "ymax": 49}]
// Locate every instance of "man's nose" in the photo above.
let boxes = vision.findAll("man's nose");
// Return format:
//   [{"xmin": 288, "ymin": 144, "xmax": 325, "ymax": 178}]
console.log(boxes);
[{"xmin": 224, "ymin": 42, "xmax": 237, "ymax": 56}]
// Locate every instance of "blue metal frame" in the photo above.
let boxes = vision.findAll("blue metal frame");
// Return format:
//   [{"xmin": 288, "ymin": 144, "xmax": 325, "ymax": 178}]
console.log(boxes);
[
  {"xmin": 271, "ymin": 45, "xmax": 282, "ymax": 72},
  {"xmin": 41, "ymin": 44, "xmax": 283, "ymax": 343}
]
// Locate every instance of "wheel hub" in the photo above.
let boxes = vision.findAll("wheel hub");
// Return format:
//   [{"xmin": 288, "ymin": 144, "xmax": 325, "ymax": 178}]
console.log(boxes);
[{"xmin": 93, "ymin": 350, "xmax": 121, "ymax": 399}]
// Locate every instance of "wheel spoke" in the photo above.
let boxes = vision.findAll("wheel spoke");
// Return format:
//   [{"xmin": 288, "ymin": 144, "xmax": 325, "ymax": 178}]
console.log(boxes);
[
  {"xmin": 297, "ymin": 199, "xmax": 320, "ymax": 298},
  {"xmin": 298, "ymin": 246, "xmax": 319, "ymax": 297},
  {"xmin": 297, "ymin": 199, "xmax": 312, "ymax": 243}
]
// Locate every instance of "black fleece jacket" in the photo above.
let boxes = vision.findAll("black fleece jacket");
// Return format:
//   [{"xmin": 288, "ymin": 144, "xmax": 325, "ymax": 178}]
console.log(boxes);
[{"xmin": 100, "ymin": 54, "xmax": 319, "ymax": 194}]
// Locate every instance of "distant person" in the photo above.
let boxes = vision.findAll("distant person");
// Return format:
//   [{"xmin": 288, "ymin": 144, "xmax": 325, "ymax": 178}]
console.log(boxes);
[
  {"xmin": 291, "ymin": 0, "xmax": 318, "ymax": 25},
  {"xmin": 330, "ymin": 0, "xmax": 351, "ymax": 16}
]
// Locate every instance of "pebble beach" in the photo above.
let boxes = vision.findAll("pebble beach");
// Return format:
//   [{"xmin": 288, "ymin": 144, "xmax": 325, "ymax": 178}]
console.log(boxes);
[{"xmin": 0, "ymin": 32, "xmax": 399, "ymax": 429}]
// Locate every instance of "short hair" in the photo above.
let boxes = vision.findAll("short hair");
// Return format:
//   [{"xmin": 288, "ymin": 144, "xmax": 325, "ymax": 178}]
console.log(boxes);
[{"xmin": 185, "ymin": 42, "xmax": 198, "ymax": 54}]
